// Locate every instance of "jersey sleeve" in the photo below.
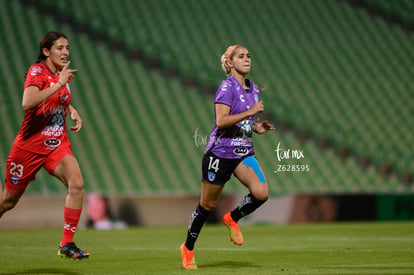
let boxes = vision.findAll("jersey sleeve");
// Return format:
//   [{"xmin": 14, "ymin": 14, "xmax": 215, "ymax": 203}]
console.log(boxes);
[
  {"xmin": 214, "ymin": 80, "xmax": 234, "ymax": 107},
  {"xmin": 24, "ymin": 65, "xmax": 46, "ymax": 89}
]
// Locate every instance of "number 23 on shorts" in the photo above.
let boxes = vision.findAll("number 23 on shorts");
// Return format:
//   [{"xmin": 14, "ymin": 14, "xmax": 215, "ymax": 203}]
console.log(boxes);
[{"xmin": 10, "ymin": 162, "xmax": 24, "ymax": 178}]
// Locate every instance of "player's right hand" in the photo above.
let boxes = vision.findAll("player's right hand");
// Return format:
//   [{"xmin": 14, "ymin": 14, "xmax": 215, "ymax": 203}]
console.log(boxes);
[
  {"xmin": 250, "ymin": 101, "xmax": 264, "ymax": 115},
  {"xmin": 58, "ymin": 61, "xmax": 78, "ymax": 85}
]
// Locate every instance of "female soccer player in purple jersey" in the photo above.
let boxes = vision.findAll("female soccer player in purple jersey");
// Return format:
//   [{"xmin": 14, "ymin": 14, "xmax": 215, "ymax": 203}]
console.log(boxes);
[{"xmin": 180, "ymin": 45, "xmax": 275, "ymax": 269}]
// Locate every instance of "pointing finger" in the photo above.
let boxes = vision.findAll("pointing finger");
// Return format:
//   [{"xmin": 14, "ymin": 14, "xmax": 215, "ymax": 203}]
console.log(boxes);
[{"xmin": 62, "ymin": 60, "xmax": 70, "ymax": 70}]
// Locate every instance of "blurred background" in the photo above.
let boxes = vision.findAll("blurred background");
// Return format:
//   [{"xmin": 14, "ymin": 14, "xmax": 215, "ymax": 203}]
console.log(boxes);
[{"xmin": 0, "ymin": 0, "xmax": 413, "ymax": 228}]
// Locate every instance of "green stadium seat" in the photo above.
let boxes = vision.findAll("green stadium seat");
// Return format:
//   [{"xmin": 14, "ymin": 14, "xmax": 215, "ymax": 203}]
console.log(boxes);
[{"xmin": 0, "ymin": 0, "xmax": 413, "ymax": 195}]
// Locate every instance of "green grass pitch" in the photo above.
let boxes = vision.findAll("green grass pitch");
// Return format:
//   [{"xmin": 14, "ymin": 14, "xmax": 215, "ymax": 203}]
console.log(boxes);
[{"xmin": 0, "ymin": 222, "xmax": 413, "ymax": 274}]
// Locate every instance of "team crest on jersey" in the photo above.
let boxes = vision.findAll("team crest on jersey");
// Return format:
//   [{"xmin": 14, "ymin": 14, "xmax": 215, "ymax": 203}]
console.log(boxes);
[
  {"xmin": 254, "ymin": 94, "xmax": 259, "ymax": 102},
  {"xmin": 11, "ymin": 175, "xmax": 20, "ymax": 185},
  {"xmin": 234, "ymin": 120, "xmax": 253, "ymax": 138},
  {"xmin": 60, "ymin": 94, "xmax": 69, "ymax": 103},
  {"xmin": 30, "ymin": 66, "xmax": 42, "ymax": 76},
  {"xmin": 208, "ymin": 171, "xmax": 216, "ymax": 182},
  {"xmin": 48, "ymin": 107, "xmax": 65, "ymax": 127}
]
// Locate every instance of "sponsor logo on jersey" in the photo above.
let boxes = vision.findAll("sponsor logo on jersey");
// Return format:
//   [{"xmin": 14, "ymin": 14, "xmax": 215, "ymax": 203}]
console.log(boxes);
[
  {"xmin": 233, "ymin": 147, "xmax": 248, "ymax": 156},
  {"xmin": 230, "ymin": 137, "xmax": 251, "ymax": 146},
  {"xmin": 220, "ymin": 80, "xmax": 231, "ymax": 91},
  {"xmin": 30, "ymin": 66, "xmax": 42, "ymax": 76},
  {"xmin": 42, "ymin": 107, "xmax": 65, "ymax": 137},
  {"xmin": 44, "ymin": 138, "xmax": 61, "ymax": 148}
]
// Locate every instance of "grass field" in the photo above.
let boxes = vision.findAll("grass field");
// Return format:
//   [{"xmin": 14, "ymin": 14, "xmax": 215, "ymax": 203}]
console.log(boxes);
[{"xmin": 0, "ymin": 222, "xmax": 413, "ymax": 274}]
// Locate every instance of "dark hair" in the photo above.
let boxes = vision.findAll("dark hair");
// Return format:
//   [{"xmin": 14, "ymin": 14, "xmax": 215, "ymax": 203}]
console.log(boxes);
[{"xmin": 35, "ymin": 31, "xmax": 67, "ymax": 63}]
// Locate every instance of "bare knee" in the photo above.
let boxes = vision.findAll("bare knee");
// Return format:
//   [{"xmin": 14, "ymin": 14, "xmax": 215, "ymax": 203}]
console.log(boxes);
[
  {"xmin": 0, "ymin": 188, "xmax": 22, "ymax": 216},
  {"xmin": 251, "ymin": 187, "xmax": 269, "ymax": 202},
  {"xmin": 0, "ymin": 198, "xmax": 18, "ymax": 215},
  {"xmin": 68, "ymin": 177, "xmax": 84, "ymax": 197},
  {"xmin": 199, "ymin": 199, "xmax": 217, "ymax": 212},
  {"xmin": 255, "ymin": 193, "xmax": 268, "ymax": 202},
  {"xmin": 200, "ymin": 180, "xmax": 223, "ymax": 211}
]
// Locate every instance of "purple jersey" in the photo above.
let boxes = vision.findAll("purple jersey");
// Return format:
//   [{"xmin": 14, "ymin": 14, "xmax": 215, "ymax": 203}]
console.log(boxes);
[{"xmin": 205, "ymin": 76, "xmax": 260, "ymax": 159}]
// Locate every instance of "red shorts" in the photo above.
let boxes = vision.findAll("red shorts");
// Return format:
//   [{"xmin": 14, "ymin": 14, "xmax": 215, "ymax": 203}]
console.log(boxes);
[{"xmin": 5, "ymin": 142, "xmax": 73, "ymax": 196}]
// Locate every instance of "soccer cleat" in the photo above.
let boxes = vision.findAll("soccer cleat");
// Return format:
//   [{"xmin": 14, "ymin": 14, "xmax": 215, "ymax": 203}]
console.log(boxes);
[
  {"xmin": 58, "ymin": 242, "xmax": 90, "ymax": 260},
  {"xmin": 179, "ymin": 242, "xmax": 197, "ymax": 270},
  {"xmin": 223, "ymin": 212, "xmax": 243, "ymax": 245}
]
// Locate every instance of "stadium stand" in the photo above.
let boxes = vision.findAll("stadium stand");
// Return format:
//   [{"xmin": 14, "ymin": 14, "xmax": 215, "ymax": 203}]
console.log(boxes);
[
  {"xmin": 352, "ymin": 0, "xmax": 414, "ymax": 31},
  {"xmin": 0, "ymin": 0, "xmax": 413, "ymax": 196}
]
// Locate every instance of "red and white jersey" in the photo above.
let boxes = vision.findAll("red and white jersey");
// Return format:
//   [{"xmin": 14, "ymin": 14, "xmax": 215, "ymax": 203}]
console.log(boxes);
[{"xmin": 13, "ymin": 62, "xmax": 72, "ymax": 155}]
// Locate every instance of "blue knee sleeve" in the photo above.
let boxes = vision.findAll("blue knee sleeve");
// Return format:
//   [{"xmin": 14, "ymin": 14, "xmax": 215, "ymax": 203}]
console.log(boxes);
[{"xmin": 242, "ymin": 156, "xmax": 266, "ymax": 183}]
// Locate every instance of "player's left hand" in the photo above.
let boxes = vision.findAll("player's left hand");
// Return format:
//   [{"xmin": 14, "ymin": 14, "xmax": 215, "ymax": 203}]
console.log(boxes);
[
  {"xmin": 253, "ymin": 118, "xmax": 275, "ymax": 134},
  {"xmin": 69, "ymin": 107, "xmax": 82, "ymax": 133}
]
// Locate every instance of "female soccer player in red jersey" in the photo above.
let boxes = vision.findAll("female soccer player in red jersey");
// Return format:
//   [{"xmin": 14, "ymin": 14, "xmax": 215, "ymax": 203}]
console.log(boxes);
[
  {"xmin": 180, "ymin": 45, "xmax": 275, "ymax": 269},
  {"xmin": 0, "ymin": 31, "xmax": 89, "ymax": 259}
]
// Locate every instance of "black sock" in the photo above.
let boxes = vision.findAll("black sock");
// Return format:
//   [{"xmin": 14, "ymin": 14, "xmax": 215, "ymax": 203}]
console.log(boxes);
[
  {"xmin": 185, "ymin": 204, "xmax": 212, "ymax": 250},
  {"xmin": 230, "ymin": 193, "xmax": 267, "ymax": 222}
]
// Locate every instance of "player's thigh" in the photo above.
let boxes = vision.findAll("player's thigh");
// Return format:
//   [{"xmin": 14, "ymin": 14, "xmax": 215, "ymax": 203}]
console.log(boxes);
[
  {"xmin": 5, "ymin": 146, "xmax": 45, "ymax": 197},
  {"xmin": 52, "ymin": 155, "xmax": 83, "ymax": 188},
  {"xmin": 46, "ymin": 144, "xmax": 82, "ymax": 188},
  {"xmin": 234, "ymin": 156, "xmax": 268, "ymax": 200}
]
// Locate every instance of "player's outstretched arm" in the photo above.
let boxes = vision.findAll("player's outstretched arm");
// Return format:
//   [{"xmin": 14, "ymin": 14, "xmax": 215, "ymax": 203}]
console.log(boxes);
[
  {"xmin": 253, "ymin": 118, "xmax": 275, "ymax": 134},
  {"xmin": 68, "ymin": 105, "xmax": 82, "ymax": 133}
]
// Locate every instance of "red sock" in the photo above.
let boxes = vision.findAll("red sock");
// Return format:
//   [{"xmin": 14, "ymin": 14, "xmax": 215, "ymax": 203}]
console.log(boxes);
[{"xmin": 61, "ymin": 207, "xmax": 82, "ymax": 246}]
